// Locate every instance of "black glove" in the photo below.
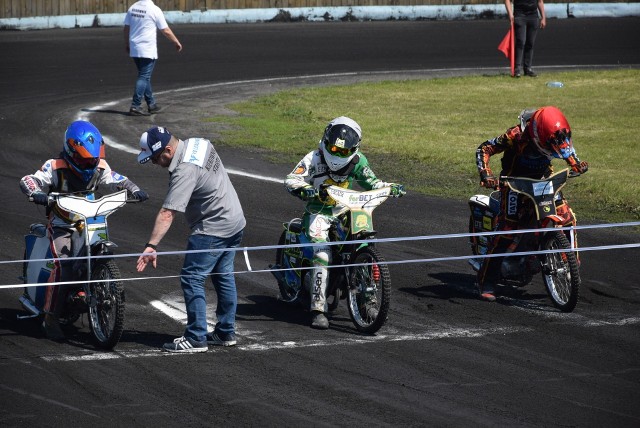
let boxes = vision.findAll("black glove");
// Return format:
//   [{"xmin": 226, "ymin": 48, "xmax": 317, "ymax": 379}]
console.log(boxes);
[
  {"xmin": 298, "ymin": 186, "xmax": 318, "ymax": 201},
  {"xmin": 31, "ymin": 191, "xmax": 49, "ymax": 206},
  {"xmin": 132, "ymin": 190, "xmax": 149, "ymax": 202},
  {"xmin": 389, "ymin": 183, "xmax": 406, "ymax": 198},
  {"xmin": 480, "ymin": 169, "xmax": 497, "ymax": 189}
]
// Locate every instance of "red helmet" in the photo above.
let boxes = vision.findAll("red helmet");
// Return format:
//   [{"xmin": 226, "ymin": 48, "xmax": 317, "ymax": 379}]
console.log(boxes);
[{"xmin": 527, "ymin": 106, "xmax": 574, "ymax": 160}]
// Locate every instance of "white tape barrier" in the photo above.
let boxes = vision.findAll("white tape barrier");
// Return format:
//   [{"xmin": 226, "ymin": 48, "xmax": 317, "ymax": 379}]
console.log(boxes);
[{"xmin": 2, "ymin": 221, "xmax": 638, "ymax": 290}]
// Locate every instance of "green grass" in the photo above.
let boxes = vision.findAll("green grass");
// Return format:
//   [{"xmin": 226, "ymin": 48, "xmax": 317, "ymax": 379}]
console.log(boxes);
[{"xmin": 206, "ymin": 69, "xmax": 640, "ymax": 223}]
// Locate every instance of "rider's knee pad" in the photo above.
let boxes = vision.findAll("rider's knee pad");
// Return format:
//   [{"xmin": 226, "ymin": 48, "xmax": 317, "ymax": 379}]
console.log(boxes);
[{"xmin": 313, "ymin": 246, "xmax": 331, "ymax": 265}]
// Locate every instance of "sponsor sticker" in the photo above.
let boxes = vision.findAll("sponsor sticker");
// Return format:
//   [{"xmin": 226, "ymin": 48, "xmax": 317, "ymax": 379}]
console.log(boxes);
[
  {"xmin": 355, "ymin": 214, "xmax": 370, "ymax": 229},
  {"xmin": 507, "ymin": 190, "xmax": 518, "ymax": 216},
  {"xmin": 533, "ymin": 181, "xmax": 554, "ymax": 196},
  {"xmin": 482, "ymin": 216, "xmax": 493, "ymax": 231}
]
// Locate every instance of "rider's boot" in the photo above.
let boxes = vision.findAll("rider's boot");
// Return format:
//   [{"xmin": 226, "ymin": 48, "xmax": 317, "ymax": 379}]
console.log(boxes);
[
  {"xmin": 42, "ymin": 313, "xmax": 65, "ymax": 341},
  {"xmin": 477, "ymin": 257, "xmax": 500, "ymax": 302},
  {"xmin": 310, "ymin": 251, "xmax": 330, "ymax": 329},
  {"xmin": 477, "ymin": 282, "xmax": 497, "ymax": 302},
  {"xmin": 311, "ymin": 311, "xmax": 329, "ymax": 329}
]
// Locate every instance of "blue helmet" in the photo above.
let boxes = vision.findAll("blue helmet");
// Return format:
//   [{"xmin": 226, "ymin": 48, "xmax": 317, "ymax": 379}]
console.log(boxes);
[{"xmin": 63, "ymin": 121, "xmax": 104, "ymax": 183}]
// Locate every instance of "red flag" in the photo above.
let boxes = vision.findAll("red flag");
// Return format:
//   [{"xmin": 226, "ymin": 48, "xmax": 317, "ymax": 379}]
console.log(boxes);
[{"xmin": 498, "ymin": 23, "xmax": 515, "ymax": 76}]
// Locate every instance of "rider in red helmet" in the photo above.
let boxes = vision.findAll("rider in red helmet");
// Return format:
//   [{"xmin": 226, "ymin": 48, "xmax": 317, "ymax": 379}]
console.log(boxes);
[
  {"xmin": 475, "ymin": 106, "xmax": 588, "ymax": 301},
  {"xmin": 19, "ymin": 121, "xmax": 148, "ymax": 340}
]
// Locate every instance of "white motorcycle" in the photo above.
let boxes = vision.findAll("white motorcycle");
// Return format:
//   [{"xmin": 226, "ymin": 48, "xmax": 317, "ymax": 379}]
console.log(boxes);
[
  {"xmin": 20, "ymin": 190, "xmax": 135, "ymax": 349},
  {"xmin": 271, "ymin": 185, "xmax": 397, "ymax": 333}
]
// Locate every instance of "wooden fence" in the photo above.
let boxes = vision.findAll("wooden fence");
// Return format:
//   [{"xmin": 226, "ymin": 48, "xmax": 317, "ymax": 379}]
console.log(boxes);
[{"xmin": 0, "ymin": 0, "xmax": 628, "ymax": 19}]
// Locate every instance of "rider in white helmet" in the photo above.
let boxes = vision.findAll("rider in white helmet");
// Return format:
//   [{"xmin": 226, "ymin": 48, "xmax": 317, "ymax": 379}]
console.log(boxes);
[{"xmin": 284, "ymin": 116, "xmax": 406, "ymax": 329}]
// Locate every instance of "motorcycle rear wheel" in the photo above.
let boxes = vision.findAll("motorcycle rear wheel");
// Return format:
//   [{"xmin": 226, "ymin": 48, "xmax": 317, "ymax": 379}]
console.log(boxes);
[
  {"xmin": 88, "ymin": 259, "xmax": 125, "ymax": 350},
  {"xmin": 541, "ymin": 232, "xmax": 581, "ymax": 312},
  {"xmin": 348, "ymin": 246, "xmax": 391, "ymax": 334}
]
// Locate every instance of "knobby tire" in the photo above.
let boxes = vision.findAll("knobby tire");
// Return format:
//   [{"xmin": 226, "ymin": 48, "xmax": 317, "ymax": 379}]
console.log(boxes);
[
  {"xmin": 348, "ymin": 246, "xmax": 391, "ymax": 334},
  {"xmin": 541, "ymin": 231, "xmax": 581, "ymax": 312},
  {"xmin": 89, "ymin": 259, "xmax": 125, "ymax": 350}
]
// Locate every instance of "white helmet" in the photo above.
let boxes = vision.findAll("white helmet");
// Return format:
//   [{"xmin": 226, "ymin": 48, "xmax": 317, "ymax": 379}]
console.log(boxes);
[{"xmin": 319, "ymin": 116, "xmax": 362, "ymax": 172}]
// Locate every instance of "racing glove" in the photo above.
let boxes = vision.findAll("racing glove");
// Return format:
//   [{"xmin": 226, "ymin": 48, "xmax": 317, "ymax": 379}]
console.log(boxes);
[
  {"xmin": 31, "ymin": 191, "xmax": 49, "ymax": 206},
  {"xmin": 297, "ymin": 186, "xmax": 318, "ymax": 201},
  {"xmin": 571, "ymin": 161, "xmax": 589, "ymax": 174},
  {"xmin": 132, "ymin": 190, "xmax": 149, "ymax": 202},
  {"xmin": 479, "ymin": 168, "xmax": 497, "ymax": 189},
  {"xmin": 389, "ymin": 183, "xmax": 406, "ymax": 198}
]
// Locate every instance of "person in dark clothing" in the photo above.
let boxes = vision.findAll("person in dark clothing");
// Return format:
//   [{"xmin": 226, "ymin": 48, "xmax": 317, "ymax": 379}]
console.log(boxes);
[{"xmin": 505, "ymin": 0, "xmax": 546, "ymax": 77}]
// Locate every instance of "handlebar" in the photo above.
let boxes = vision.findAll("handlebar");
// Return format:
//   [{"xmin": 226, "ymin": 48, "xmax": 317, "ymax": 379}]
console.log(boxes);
[
  {"xmin": 29, "ymin": 192, "xmax": 145, "ymax": 205},
  {"xmin": 496, "ymin": 168, "xmax": 580, "ymax": 188}
]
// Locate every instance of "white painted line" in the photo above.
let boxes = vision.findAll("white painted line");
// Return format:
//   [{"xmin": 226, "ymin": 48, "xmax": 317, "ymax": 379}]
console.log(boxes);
[
  {"xmin": 150, "ymin": 300, "xmax": 187, "ymax": 323},
  {"xmin": 31, "ymin": 312, "xmax": 640, "ymax": 363},
  {"xmin": 38, "ymin": 325, "xmax": 530, "ymax": 362},
  {"xmin": 239, "ymin": 326, "xmax": 531, "ymax": 351}
]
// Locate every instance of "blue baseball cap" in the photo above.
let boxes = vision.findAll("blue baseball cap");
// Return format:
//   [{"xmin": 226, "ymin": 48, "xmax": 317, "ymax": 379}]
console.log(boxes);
[{"xmin": 138, "ymin": 126, "xmax": 172, "ymax": 164}]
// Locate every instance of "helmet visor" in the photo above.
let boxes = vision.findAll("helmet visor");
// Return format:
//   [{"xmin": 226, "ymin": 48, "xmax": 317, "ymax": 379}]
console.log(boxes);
[
  {"xmin": 548, "ymin": 130, "xmax": 574, "ymax": 159},
  {"xmin": 325, "ymin": 141, "xmax": 355, "ymax": 158},
  {"xmin": 73, "ymin": 154, "xmax": 99, "ymax": 170}
]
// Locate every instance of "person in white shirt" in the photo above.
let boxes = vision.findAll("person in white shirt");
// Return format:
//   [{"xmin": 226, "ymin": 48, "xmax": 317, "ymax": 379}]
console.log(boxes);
[{"xmin": 124, "ymin": 0, "xmax": 182, "ymax": 116}]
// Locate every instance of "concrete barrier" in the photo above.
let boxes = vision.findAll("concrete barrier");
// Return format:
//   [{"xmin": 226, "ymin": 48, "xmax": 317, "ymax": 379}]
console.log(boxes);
[{"xmin": 2, "ymin": 3, "xmax": 639, "ymax": 31}]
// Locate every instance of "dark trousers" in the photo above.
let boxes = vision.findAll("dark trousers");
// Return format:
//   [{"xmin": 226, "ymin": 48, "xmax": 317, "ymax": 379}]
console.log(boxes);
[{"xmin": 514, "ymin": 13, "xmax": 540, "ymax": 72}]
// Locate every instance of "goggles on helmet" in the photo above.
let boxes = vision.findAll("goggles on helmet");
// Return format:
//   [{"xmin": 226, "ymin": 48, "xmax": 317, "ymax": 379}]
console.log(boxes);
[
  {"xmin": 548, "ymin": 130, "xmax": 574, "ymax": 158},
  {"xmin": 325, "ymin": 141, "xmax": 355, "ymax": 158},
  {"xmin": 72, "ymin": 153, "xmax": 99, "ymax": 170}
]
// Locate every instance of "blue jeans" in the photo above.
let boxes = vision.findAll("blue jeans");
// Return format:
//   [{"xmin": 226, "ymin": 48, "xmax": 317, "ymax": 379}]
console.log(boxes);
[
  {"xmin": 131, "ymin": 57, "xmax": 156, "ymax": 108},
  {"xmin": 180, "ymin": 230, "xmax": 244, "ymax": 342}
]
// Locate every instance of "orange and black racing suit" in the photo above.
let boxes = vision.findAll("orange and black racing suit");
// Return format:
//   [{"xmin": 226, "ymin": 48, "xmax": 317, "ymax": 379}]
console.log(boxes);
[{"xmin": 475, "ymin": 125, "xmax": 583, "ymax": 290}]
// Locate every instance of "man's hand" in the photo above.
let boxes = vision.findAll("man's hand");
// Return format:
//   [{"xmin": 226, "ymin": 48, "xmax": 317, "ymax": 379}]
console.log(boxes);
[
  {"xmin": 390, "ymin": 183, "xmax": 406, "ymax": 198},
  {"xmin": 136, "ymin": 247, "xmax": 157, "ymax": 272},
  {"xmin": 31, "ymin": 191, "xmax": 49, "ymax": 206},
  {"xmin": 480, "ymin": 168, "xmax": 497, "ymax": 189}
]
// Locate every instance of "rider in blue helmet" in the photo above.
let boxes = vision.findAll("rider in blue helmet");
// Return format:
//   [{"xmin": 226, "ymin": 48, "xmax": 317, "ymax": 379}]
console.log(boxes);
[
  {"xmin": 62, "ymin": 121, "xmax": 104, "ymax": 184},
  {"xmin": 19, "ymin": 120, "xmax": 149, "ymax": 341}
]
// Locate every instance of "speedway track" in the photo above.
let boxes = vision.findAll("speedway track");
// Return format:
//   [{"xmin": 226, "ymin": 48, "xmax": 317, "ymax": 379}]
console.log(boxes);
[{"xmin": 1, "ymin": 19, "xmax": 639, "ymax": 426}]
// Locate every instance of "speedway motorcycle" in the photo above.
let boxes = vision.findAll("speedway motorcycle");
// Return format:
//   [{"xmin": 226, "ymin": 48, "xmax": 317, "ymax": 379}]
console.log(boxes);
[
  {"xmin": 468, "ymin": 168, "xmax": 582, "ymax": 312},
  {"xmin": 20, "ymin": 190, "xmax": 134, "ymax": 349},
  {"xmin": 271, "ymin": 185, "xmax": 395, "ymax": 333}
]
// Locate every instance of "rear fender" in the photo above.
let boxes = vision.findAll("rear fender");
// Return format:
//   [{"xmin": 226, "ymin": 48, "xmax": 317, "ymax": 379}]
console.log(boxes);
[{"xmin": 469, "ymin": 194, "xmax": 497, "ymax": 233}]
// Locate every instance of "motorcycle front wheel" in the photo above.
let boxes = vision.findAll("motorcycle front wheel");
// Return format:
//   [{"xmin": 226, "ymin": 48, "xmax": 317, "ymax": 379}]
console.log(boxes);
[
  {"xmin": 347, "ymin": 246, "xmax": 391, "ymax": 334},
  {"xmin": 88, "ymin": 259, "xmax": 125, "ymax": 350},
  {"xmin": 541, "ymin": 231, "xmax": 581, "ymax": 312}
]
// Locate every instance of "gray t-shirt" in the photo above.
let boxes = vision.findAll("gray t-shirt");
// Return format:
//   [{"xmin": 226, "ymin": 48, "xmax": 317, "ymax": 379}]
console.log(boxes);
[{"xmin": 163, "ymin": 138, "xmax": 245, "ymax": 237}]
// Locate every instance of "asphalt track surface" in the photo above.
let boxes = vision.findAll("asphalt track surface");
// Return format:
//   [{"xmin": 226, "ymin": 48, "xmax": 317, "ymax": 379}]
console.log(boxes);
[{"xmin": 1, "ymin": 19, "xmax": 640, "ymax": 427}]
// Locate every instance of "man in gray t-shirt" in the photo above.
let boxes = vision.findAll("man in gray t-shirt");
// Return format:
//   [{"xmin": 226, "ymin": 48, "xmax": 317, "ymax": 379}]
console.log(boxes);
[{"xmin": 136, "ymin": 126, "xmax": 245, "ymax": 353}]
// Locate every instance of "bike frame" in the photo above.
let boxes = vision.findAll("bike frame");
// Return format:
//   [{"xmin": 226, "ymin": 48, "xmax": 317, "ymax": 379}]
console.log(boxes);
[
  {"xmin": 20, "ymin": 191, "xmax": 128, "ymax": 317},
  {"xmin": 278, "ymin": 186, "xmax": 392, "ymax": 296}
]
